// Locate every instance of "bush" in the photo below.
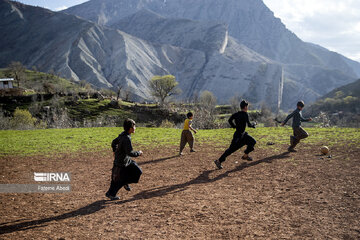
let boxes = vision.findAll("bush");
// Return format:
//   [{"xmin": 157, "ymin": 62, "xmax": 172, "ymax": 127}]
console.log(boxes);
[
  {"xmin": 192, "ymin": 106, "xmax": 219, "ymax": 129},
  {"xmin": 159, "ymin": 119, "xmax": 175, "ymax": 128},
  {"xmin": 258, "ymin": 104, "xmax": 275, "ymax": 127},
  {"xmin": 10, "ymin": 108, "xmax": 36, "ymax": 129},
  {"xmin": 313, "ymin": 112, "xmax": 331, "ymax": 128},
  {"xmin": 230, "ymin": 95, "xmax": 242, "ymax": 112},
  {"xmin": 199, "ymin": 90, "xmax": 217, "ymax": 112},
  {"xmin": 0, "ymin": 113, "xmax": 11, "ymax": 130}
]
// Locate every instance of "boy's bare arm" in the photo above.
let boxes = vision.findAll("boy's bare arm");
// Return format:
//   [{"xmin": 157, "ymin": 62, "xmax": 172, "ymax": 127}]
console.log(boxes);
[{"xmin": 189, "ymin": 124, "xmax": 197, "ymax": 134}]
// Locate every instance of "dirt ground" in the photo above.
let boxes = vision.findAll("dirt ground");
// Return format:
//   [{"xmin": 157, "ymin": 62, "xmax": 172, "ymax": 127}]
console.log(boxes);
[{"xmin": 1, "ymin": 142, "xmax": 360, "ymax": 239}]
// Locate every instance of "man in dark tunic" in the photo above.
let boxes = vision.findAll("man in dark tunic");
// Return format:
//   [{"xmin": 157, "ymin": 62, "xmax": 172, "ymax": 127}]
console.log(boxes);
[
  {"xmin": 106, "ymin": 119, "xmax": 143, "ymax": 200},
  {"xmin": 214, "ymin": 100, "xmax": 256, "ymax": 169}
]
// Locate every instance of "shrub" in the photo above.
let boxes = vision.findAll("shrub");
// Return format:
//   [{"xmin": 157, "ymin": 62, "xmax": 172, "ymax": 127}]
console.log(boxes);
[
  {"xmin": 259, "ymin": 104, "xmax": 275, "ymax": 127},
  {"xmin": 199, "ymin": 90, "xmax": 217, "ymax": 112},
  {"xmin": 10, "ymin": 108, "xmax": 36, "ymax": 129},
  {"xmin": 230, "ymin": 95, "xmax": 242, "ymax": 112},
  {"xmin": 0, "ymin": 113, "xmax": 11, "ymax": 130},
  {"xmin": 159, "ymin": 119, "xmax": 175, "ymax": 128}
]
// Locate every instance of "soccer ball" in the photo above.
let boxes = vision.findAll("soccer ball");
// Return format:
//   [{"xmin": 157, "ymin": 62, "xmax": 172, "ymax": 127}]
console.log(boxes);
[{"xmin": 320, "ymin": 146, "xmax": 329, "ymax": 155}]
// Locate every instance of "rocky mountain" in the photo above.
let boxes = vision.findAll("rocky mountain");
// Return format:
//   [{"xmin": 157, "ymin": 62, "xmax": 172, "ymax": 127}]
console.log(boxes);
[
  {"xmin": 1, "ymin": 0, "xmax": 359, "ymax": 110},
  {"xmin": 63, "ymin": 0, "xmax": 360, "ymax": 109},
  {"xmin": 111, "ymin": 9, "xmax": 228, "ymax": 54},
  {"xmin": 0, "ymin": 0, "xmax": 207, "ymax": 100},
  {"xmin": 0, "ymin": 0, "xmax": 285, "ymax": 107},
  {"xmin": 64, "ymin": 0, "xmax": 360, "ymax": 74}
]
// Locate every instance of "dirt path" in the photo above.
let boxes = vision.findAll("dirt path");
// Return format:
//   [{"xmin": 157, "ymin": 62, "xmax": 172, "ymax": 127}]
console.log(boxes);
[{"xmin": 1, "ymin": 143, "xmax": 359, "ymax": 239}]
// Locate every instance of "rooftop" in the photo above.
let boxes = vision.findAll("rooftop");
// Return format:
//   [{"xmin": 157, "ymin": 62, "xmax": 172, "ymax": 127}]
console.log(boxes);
[{"xmin": 0, "ymin": 78, "xmax": 14, "ymax": 82}]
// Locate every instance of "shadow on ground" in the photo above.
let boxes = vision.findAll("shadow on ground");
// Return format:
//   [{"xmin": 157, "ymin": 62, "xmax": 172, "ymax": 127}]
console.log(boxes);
[{"xmin": 0, "ymin": 152, "xmax": 289, "ymax": 235}]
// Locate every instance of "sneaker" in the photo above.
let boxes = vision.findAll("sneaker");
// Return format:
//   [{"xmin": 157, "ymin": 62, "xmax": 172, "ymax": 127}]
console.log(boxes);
[
  {"xmin": 105, "ymin": 192, "xmax": 120, "ymax": 200},
  {"xmin": 190, "ymin": 149, "xmax": 196, "ymax": 153},
  {"xmin": 287, "ymin": 147, "xmax": 297, "ymax": 152},
  {"xmin": 214, "ymin": 160, "xmax": 223, "ymax": 169},
  {"xmin": 124, "ymin": 184, "xmax": 131, "ymax": 191},
  {"xmin": 241, "ymin": 155, "xmax": 253, "ymax": 161},
  {"xmin": 179, "ymin": 152, "xmax": 184, "ymax": 156}
]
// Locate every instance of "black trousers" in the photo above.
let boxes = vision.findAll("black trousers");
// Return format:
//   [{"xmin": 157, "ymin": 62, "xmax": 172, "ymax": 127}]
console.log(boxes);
[
  {"xmin": 107, "ymin": 160, "xmax": 142, "ymax": 196},
  {"xmin": 219, "ymin": 131, "xmax": 256, "ymax": 163}
]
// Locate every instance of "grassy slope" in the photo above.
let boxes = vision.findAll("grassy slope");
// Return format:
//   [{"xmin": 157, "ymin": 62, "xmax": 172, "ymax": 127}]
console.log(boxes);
[
  {"xmin": 321, "ymin": 79, "xmax": 360, "ymax": 99},
  {"xmin": 66, "ymin": 99, "xmax": 136, "ymax": 121},
  {"xmin": 1, "ymin": 127, "xmax": 359, "ymax": 157},
  {"xmin": 0, "ymin": 68, "xmax": 85, "ymax": 93},
  {"xmin": 306, "ymin": 79, "xmax": 360, "ymax": 115}
]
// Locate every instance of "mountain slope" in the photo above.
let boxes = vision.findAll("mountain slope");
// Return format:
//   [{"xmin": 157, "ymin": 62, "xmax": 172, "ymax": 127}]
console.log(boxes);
[
  {"xmin": 64, "ymin": 0, "xmax": 360, "ymax": 78},
  {"xmin": 111, "ymin": 9, "xmax": 228, "ymax": 54},
  {"xmin": 63, "ymin": 0, "xmax": 360, "ymax": 109},
  {"xmin": 1, "ymin": 0, "xmax": 288, "ymax": 107},
  {"xmin": 305, "ymin": 79, "xmax": 360, "ymax": 121},
  {"xmin": 1, "ymin": 0, "xmax": 359, "ymax": 109},
  {"xmin": 0, "ymin": 0, "xmax": 207, "ymax": 100},
  {"xmin": 107, "ymin": 7, "xmax": 357, "ymax": 108}
]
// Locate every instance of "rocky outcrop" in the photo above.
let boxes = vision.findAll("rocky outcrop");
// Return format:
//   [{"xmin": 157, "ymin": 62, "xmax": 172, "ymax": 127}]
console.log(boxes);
[{"xmin": 111, "ymin": 9, "xmax": 229, "ymax": 54}]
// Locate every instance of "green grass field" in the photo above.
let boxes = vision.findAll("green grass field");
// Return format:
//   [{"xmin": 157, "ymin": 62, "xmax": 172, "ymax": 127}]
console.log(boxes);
[{"xmin": 1, "ymin": 127, "xmax": 359, "ymax": 157}]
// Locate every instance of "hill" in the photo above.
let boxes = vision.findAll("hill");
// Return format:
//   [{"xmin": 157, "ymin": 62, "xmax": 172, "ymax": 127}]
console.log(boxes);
[
  {"xmin": 304, "ymin": 79, "xmax": 360, "ymax": 127},
  {"xmin": 306, "ymin": 79, "xmax": 360, "ymax": 114},
  {"xmin": 321, "ymin": 79, "xmax": 360, "ymax": 100},
  {"xmin": 0, "ymin": 67, "xmax": 91, "ymax": 95}
]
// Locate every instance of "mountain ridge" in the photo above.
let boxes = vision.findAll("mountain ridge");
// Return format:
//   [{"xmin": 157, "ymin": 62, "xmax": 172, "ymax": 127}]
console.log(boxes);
[{"xmin": 1, "ymin": 0, "xmax": 359, "ymax": 110}]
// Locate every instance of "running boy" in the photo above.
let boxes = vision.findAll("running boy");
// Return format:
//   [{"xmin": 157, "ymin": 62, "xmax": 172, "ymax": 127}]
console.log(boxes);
[
  {"xmin": 281, "ymin": 101, "xmax": 312, "ymax": 152},
  {"xmin": 106, "ymin": 118, "xmax": 143, "ymax": 200},
  {"xmin": 179, "ymin": 112, "xmax": 197, "ymax": 155},
  {"xmin": 214, "ymin": 100, "xmax": 256, "ymax": 169}
]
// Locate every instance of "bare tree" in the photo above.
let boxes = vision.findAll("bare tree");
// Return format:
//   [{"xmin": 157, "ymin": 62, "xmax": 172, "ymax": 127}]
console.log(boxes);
[
  {"xmin": 230, "ymin": 95, "xmax": 242, "ymax": 112},
  {"xmin": 5, "ymin": 61, "xmax": 26, "ymax": 87},
  {"xmin": 199, "ymin": 90, "xmax": 217, "ymax": 112},
  {"xmin": 123, "ymin": 86, "xmax": 134, "ymax": 102},
  {"xmin": 116, "ymin": 85, "xmax": 123, "ymax": 101}
]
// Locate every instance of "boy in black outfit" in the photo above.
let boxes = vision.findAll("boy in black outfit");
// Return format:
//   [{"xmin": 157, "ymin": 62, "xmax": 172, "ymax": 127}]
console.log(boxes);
[
  {"xmin": 281, "ymin": 101, "xmax": 312, "ymax": 152},
  {"xmin": 214, "ymin": 100, "xmax": 257, "ymax": 169},
  {"xmin": 106, "ymin": 118, "xmax": 143, "ymax": 200}
]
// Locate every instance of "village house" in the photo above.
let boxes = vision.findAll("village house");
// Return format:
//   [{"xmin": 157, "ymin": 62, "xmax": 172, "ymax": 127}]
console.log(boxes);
[{"xmin": 0, "ymin": 78, "xmax": 14, "ymax": 89}]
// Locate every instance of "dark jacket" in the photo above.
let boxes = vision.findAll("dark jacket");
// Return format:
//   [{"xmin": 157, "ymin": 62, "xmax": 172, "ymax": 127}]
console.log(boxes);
[
  {"xmin": 283, "ymin": 108, "xmax": 310, "ymax": 128},
  {"xmin": 111, "ymin": 131, "xmax": 141, "ymax": 167},
  {"xmin": 228, "ymin": 111, "xmax": 256, "ymax": 134}
]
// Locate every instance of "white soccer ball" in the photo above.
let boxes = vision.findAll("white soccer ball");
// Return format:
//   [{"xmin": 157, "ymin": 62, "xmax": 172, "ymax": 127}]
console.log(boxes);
[{"xmin": 320, "ymin": 146, "xmax": 329, "ymax": 155}]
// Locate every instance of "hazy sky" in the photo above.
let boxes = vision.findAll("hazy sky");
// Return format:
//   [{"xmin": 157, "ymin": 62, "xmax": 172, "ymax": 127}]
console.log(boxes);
[
  {"xmin": 263, "ymin": 0, "xmax": 360, "ymax": 62},
  {"xmin": 15, "ymin": 0, "xmax": 360, "ymax": 62}
]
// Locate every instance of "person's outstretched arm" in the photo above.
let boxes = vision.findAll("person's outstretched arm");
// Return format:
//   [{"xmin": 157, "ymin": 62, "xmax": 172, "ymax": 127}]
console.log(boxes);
[
  {"xmin": 281, "ymin": 110, "xmax": 296, "ymax": 126},
  {"xmin": 300, "ymin": 112, "xmax": 312, "ymax": 122}
]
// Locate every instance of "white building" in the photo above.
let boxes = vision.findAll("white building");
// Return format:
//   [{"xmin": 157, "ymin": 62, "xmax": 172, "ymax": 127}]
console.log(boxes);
[{"xmin": 0, "ymin": 78, "xmax": 14, "ymax": 89}]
